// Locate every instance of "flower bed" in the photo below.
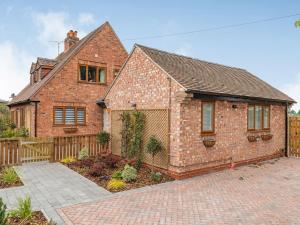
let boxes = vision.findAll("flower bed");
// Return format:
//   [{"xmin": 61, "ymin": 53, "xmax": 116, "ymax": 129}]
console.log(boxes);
[
  {"xmin": 0, "ymin": 167, "xmax": 23, "ymax": 189},
  {"xmin": 8, "ymin": 211, "xmax": 48, "ymax": 225},
  {"xmin": 62, "ymin": 155, "xmax": 174, "ymax": 192}
]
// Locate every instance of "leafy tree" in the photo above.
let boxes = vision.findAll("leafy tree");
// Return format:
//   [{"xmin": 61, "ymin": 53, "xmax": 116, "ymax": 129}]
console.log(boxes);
[
  {"xmin": 0, "ymin": 104, "xmax": 11, "ymax": 136},
  {"xmin": 295, "ymin": 20, "xmax": 300, "ymax": 27},
  {"xmin": 146, "ymin": 136, "xmax": 163, "ymax": 173}
]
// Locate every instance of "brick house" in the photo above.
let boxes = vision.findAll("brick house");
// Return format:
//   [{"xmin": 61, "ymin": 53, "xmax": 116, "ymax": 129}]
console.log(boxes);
[
  {"xmin": 104, "ymin": 44, "xmax": 295, "ymax": 178},
  {"xmin": 8, "ymin": 22, "xmax": 128, "ymax": 137}
]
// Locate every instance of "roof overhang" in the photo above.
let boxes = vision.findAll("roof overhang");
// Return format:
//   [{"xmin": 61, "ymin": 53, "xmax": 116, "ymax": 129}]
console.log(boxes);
[
  {"xmin": 96, "ymin": 98, "xmax": 106, "ymax": 108},
  {"xmin": 187, "ymin": 89, "xmax": 296, "ymax": 105},
  {"xmin": 7, "ymin": 99, "xmax": 40, "ymax": 107}
]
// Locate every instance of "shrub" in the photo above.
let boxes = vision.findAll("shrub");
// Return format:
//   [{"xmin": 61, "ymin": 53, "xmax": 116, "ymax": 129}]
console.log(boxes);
[
  {"xmin": 150, "ymin": 172, "xmax": 162, "ymax": 182},
  {"xmin": 9, "ymin": 196, "xmax": 32, "ymax": 220},
  {"xmin": 121, "ymin": 164, "xmax": 137, "ymax": 182},
  {"xmin": 96, "ymin": 131, "xmax": 110, "ymax": 148},
  {"xmin": 16, "ymin": 127, "xmax": 29, "ymax": 138},
  {"xmin": 0, "ymin": 198, "xmax": 8, "ymax": 225},
  {"xmin": 0, "ymin": 129, "xmax": 16, "ymax": 138},
  {"xmin": 88, "ymin": 163, "xmax": 104, "ymax": 177},
  {"xmin": 2, "ymin": 168, "xmax": 19, "ymax": 185},
  {"xmin": 135, "ymin": 158, "xmax": 142, "ymax": 171},
  {"xmin": 61, "ymin": 157, "xmax": 76, "ymax": 164},
  {"xmin": 146, "ymin": 136, "xmax": 163, "ymax": 172},
  {"xmin": 107, "ymin": 179, "xmax": 125, "ymax": 191},
  {"xmin": 101, "ymin": 155, "xmax": 118, "ymax": 169},
  {"xmin": 111, "ymin": 170, "xmax": 122, "ymax": 179},
  {"xmin": 78, "ymin": 147, "xmax": 89, "ymax": 160},
  {"xmin": 80, "ymin": 158, "xmax": 94, "ymax": 168}
]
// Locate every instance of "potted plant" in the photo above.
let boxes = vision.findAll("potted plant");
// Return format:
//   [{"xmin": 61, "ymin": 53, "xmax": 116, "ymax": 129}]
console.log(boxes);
[
  {"xmin": 247, "ymin": 135, "xmax": 257, "ymax": 142},
  {"xmin": 261, "ymin": 133, "xmax": 273, "ymax": 141},
  {"xmin": 203, "ymin": 138, "xmax": 216, "ymax": 148}
]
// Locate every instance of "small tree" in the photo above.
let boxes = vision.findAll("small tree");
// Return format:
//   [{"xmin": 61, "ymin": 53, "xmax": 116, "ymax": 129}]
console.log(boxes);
[
  {"xmin": 146, "ymin": 136, "xmax": 163, "ymax": 172},
  {"xmin": 97, "ymin": 131, "xmax": 111, "ymax": 149},
  {"xmin": 295, "ymin": 20, "xmax": 300, "ymax": 27}
]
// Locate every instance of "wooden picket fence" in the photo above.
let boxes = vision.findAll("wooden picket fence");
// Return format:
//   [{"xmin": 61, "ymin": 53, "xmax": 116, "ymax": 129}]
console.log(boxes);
[
  {"xmin": 0, "ymin": 134, "xmax": 108, "ymax": 166},
  {"xmin": 289, "ymin": 116, "xmax": 300, "ymax": 157}
]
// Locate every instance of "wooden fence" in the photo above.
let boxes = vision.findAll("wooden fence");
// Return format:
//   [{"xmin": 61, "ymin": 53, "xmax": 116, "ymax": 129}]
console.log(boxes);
[
  {"xmin": 289, "ymin": 116, "xmax": 300, "ymax": 157},
  {"xmin": 0, "ymin": 134, "xmax": 108, "ymax": 166}
]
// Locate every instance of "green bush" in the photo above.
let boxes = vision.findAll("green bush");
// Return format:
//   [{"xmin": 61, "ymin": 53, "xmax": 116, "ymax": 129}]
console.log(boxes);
[
  {"xmin": 121, "ymin": 164, "xmax": 137, "ymax": 182},
  {"xmin": 96, "ymin": 131, "xmax": 110, "ymax": 147},
  {"xmin": 146, "ymin": 136, "xmax": 163, "ymax": 172},
  {"xmin": 112, "ymin": 170, "xmax": 122, "ymax": 179},
  {"xmin": 107, "ymin": 179, "xmax": 125, "ymax": 191},
  {"xmin": 78, "ymin": 147, "xmax": 89, "ymax": 160},
  {"xmin": 0, "ymin": 198, "xmax": 8, "ymax": 225},
  {"xmin": 0, "ymin": 129, "xmax": 16, "ymax": 138},
  {"xmin": 16, "ymin": 127, "xmax": 29, "ymax": 138},
  {"xmin": 150, "ymin": 172, "xmax": 162, "ymax": 182},
  {"xmin": 9, "ymin": 196, "xmax": 32, "ymax": 220},
  {"xmin": 2, "ymin": 168, "xmax": 19, "ymax": 185}
]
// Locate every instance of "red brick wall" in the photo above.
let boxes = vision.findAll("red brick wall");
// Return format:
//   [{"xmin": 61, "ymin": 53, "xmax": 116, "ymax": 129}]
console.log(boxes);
[
  {"xmin": 32, "ymin": 23, "xmax": 127, "ymax": 137},
  {"xmin": 106, "ymin": 46, "xmax": 286, "ymax": 174}
]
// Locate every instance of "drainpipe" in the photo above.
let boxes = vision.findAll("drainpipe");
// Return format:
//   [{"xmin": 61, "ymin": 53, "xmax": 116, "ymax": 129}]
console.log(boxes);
[
  {"xmin": 285, "ymin": 101, "xmax": 289, "ymax": 157},
  {"xmin": 34, "ymin": 102, "xmax": 38, "ymax": 137}
]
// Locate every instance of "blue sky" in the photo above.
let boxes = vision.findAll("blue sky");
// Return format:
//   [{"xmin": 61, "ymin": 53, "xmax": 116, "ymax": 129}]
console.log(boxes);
[{"xmin": 0, "ymin": 0, "xmax": 299, "ymax": 109}]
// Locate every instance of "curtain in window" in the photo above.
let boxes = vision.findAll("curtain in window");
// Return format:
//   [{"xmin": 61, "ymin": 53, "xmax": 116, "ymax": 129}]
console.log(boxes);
[
  {"xmin": 88, "ymin": 66, "xmax": 96, "ymax": 82},
  {"xmin": 202, "ymin": 103, "xmax": 213, "ymax": 131},
  {"xmin": 248, "ymin": 106, "xmax": 255, "ymax": 129},
  {"xmin": 65, "ymin": 107, "xmax": 75, "ymax": 125},
  {"xmin": 54, "ymin": 108, "xmax": 64, "ymax": 124},
  {"xmin": 99, "ymin": 68, "xmax": 106, "ymax": 83},
  {"xmin": 263, "ymin": 107, "xmax": 270, "ymax": 129},
  {"xmin": 255, "ymin": 106, "xmax": 262, "ymax": 130}
]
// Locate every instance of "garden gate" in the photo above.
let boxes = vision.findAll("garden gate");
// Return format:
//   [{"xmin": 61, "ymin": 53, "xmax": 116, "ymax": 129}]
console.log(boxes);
[
  {"xmin": 289, "ymin": 116, "xmax": 300, "ymax": 157},
  {"xmin": 111, "ymin": 109, "xmax": 169, "ymax": 169}
]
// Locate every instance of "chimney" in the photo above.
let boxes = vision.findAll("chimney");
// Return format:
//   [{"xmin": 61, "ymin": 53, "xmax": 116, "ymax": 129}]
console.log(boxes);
[{"xmin": 64, "ymin": 30, "xmax": 79, "ymax": 52}]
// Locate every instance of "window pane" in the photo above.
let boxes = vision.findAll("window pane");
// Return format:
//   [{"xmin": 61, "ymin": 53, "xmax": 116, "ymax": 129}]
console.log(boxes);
[
  {"xmin": 54, "ymin": 108, "xmax": 63, "ymax": 125},
  {"xmin": 79, "ymin": 65, "xmax": 86, "ymax": 81},
  {"xmin": 88, "ymin": 66, "xmax": 96, "ymax": 82},
  {"xmin": 263, "ymin": 107, "xmax": 270, "ymax": 129},
  {"xmin": 98, "ymin": 68, "xmax": 106, "ymax": 83},
  {"xmin": 65, "ymin": 107, "xmax": 75, "ymax": 125},
  {"xmin": 248, "ymin": 106, "xmax": 255, "ymax": 129},
  {"xmin": 202, "ymin": 103, "xmax": 213, "ymax": 131},
  {"xmin": 255, "ymin": 106, "xmax": 262, "ymax": 130},
  {"xmin": 77, "ymin": 108, "xmax": 85, "ymax": 125}
]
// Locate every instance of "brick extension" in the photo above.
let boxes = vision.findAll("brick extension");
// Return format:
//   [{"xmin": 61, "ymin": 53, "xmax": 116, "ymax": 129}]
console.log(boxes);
[{"xmin": 105, "ymin": 46, "xmax": 289, "ymax": 177}]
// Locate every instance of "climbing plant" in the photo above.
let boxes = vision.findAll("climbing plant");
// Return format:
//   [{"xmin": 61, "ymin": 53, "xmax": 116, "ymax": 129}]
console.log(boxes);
[
  {"xmin": 120, "ymin": 110, "xmax": 145, "ymax": 161},
  {"xmin": 120, "ymin": 112, "xmax": 132, "ymax": 158},
  {"xmin": 129, "ymin": 110, "xmax": 145, "ymax": 161}
]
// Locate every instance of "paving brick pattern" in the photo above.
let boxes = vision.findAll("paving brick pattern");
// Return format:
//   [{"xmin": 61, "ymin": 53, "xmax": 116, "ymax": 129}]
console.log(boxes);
[
  {"xmin": 59, "ymin": 158, "xmax": 300, "ymax": 225},
  {"xmin": 0, "ymin": 162, "xmax": 110, "ymax": 224}
]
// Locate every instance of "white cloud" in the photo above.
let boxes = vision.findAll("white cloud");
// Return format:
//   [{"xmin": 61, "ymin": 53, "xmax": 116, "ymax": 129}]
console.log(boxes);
[
  {"xmin": 175, "ymin": 43, "xmax": 193, "ymax": 56},
  {"xmin": 32, "ymin": 12, "xmax": 72, "ymax": 57},
  {"xmin": 282, "ymin": 73, "xmax": 300, "ymax": 111},
  {"xmin": 0, "ymin": 41, "xmax": 34, "ymax": 100},
  {"xmin": 78, "ymin": 13, "xmax": 95, "ymax": 26}
]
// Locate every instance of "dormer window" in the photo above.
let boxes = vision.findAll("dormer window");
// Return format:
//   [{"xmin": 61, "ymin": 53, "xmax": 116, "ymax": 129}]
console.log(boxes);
[{"xmin": 79, "ymin": 64, "xmax": 106, "ymax": 84}]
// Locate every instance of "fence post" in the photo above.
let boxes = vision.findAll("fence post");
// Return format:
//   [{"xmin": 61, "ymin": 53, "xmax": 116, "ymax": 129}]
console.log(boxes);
[{"xmin": 17, "ymin": 139, "xmax": 22, "ymax": 165}]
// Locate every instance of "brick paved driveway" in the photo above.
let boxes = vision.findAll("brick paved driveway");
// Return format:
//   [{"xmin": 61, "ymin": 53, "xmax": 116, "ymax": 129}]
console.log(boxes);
[{"xmin": 59, "ymin": 158, "xmax": 300, "ymax": 225}]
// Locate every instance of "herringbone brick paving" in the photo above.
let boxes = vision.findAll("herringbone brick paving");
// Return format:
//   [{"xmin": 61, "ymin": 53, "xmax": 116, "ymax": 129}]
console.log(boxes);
[{"xmin": 59, "ymin": 158, "xmax": 300, "ymax": 225}]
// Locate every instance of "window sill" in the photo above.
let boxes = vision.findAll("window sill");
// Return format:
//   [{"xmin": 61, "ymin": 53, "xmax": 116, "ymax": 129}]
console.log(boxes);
[
  {"xmin": 201, "ymin": 132, "xmax": 216, "ymax": 137},
  {"xmin": 53, "ymin": 124, "xmax": 86, "ymax": 127},
  {"xmin": 247, "ymin": 129, "xmax": 270, "ymax": 133},
  {"xmin": 78, "ymin": 81, "xmax": 107, "ymax": 85}
]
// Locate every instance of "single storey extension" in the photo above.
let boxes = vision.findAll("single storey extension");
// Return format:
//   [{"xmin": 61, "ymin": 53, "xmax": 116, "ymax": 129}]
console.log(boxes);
[{"xmin": 103, "ymin": 44, "xmax": 295, "ymax": 178}]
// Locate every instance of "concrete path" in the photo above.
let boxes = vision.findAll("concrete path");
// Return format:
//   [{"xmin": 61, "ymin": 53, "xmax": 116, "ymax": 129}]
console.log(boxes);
[
  {"xmin": 59, "ymin": 158, "xmax": 300, "ymax": 225},
  {"xmin": 0, "ymin": 162, "xmax": 111, "ymax": 225}
]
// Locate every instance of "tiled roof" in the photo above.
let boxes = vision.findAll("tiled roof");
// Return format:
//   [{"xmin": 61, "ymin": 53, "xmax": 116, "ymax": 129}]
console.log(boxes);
[
  {"xmin": 9, "ymin": 22, "xmax": 112, "ymax": 106},
  {"xmin": 137, "ymin": 44, "xmax": 295, "ymax": 103},
  {"xmin": 30, "ymin": 63, "xmax": 36, "ymax": 74},
  {"xmin": 36, "ymin": 57, "xmax": 57, "ymax": 67}
]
